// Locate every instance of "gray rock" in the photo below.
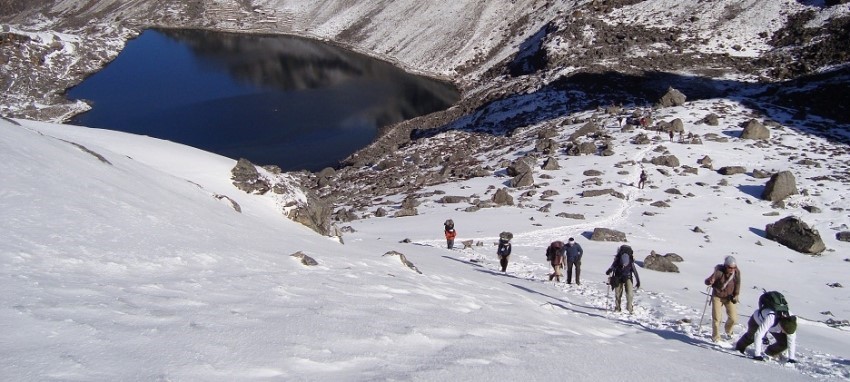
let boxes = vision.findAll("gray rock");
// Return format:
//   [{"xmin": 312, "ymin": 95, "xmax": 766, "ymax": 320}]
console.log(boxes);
[
  {"xmin": 583, "ymin": 169, "xmax": 604, "ymax": 176},
  {"xmin": 762, "ymin": 170, "xmax": 797, "ymax": 202},
  {"xmin": 231, "ymin": 158, "xmax": 270, "ymax": 194},
  {"xmin": 718, "ymin": 166, "xmax": 747, "ymax": 176},
  {"xmin": 492, "ymin": 188, "xmax": 514, "ymax": 205},
  {"xmin": 291, "ymin": 251, "xmax": 319, "ymax": 266},
  {"xmin": 703, "ymin": 113, "xmax": 720, "ymax": 126},
  {"xmin": 741, "ymin": 119, "xmax": 770, "ymax": 140},
  {"xmin": 510, "ymin": 171, "xmax": 534, "ymax": 187},
  {"xmin": 556, "ymin": 213, "xmax": 585, "ymax": 220},
  {"xmin": 393, "ymin": 207, "xmax": 418, "ymax": 217},
  {"xmin": 374, "ymin": 207, "xmax": 388, "ymax": 217},
  {"xmin": 658, "ymin": 87, "xmax": 687, "ymax": 107},
  {"xmin": 765, "ymin": 216, "xmax": 826, "ymax": 254},
  {"xmin": 670, "ymin": 118, "xmax": 685, "ymax": 132},
  {"xmin": 644, "ymin": 252, "xmax": 680, "ymax": 272},
  {"xmin": 664, "ymin": 253, "xmax": 684, "ymax": 262},
  {"xmin": 382, "ymin": 250, "xmax": 422, "ymax": 274},
  {"xmin": 506, "ymin": 156, "xmax": 535, "ymax": 176},
  {"xmin": 590, "ymin": 228, "xmax": 627, "ymax": 242},
  {"xmin": 651, "ymin": 154, "xmax": 680, "ymax": 167},
  {"xmin": 535, "ymin": 138, "xmax": 559, "ymax": 155},
  {"xmin": 569, "ymin": 121, "xmax": 599, "ymax": 141},
  {"xmin": 541, "ymin": 156, "xmax": 560, "ymax": 170},
  {"xmin": 752, "ymin": 169, "xmax": 771, "ymax": 179},
  {"xmin": 837, "ymin": 231, "xmax": 850, "ymax": 242},
  {"xmin": 582, "ymin": 189, "xmax": 615, "ymax": 198},
  {"xmin": 438, "ymin": 196, "xmax": 469, "ymax": 204}
]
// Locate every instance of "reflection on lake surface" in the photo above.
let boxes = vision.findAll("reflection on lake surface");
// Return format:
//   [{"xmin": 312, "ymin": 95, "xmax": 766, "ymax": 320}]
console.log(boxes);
[{"xmin": 68, "ymin": 29, "xmax": 459, "ymax": 171}]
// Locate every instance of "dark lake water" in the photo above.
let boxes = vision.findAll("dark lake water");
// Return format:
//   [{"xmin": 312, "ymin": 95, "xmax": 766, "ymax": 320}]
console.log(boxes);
[{"xmin": 68, "ymin": 29, "xmax": 459, "ymax": 171}]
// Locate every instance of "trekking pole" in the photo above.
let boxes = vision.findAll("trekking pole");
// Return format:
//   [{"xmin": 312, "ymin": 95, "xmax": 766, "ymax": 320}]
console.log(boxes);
[
  {"xmin": 698, "ymin": 286, "xmax": 711, "ymax": 335},
  {"xmin": 606, "ymin": 278, "xmax": 612, "ymax": 311}
]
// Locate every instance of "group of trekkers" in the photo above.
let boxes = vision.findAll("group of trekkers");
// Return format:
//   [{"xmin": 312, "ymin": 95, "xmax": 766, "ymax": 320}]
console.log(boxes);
[{"xmin": 442, "ymin": 220, "xmax": 799, "ymax": 364}]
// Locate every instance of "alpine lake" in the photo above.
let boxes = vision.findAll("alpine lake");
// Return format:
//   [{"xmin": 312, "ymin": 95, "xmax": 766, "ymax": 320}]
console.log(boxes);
[{"xmin": 68, "ymin": 29, "xmax": 460, "ymax": 171}]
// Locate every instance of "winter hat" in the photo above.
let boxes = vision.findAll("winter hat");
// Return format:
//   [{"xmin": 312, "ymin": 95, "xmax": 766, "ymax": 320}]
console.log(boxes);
[
  {"xmin": 724, "ymin": 256, "xmax": 737, "ymax": 267},
  {"xmin": 568, "ymin": 237, "xmax": 575, "ymax": 242},
  {"xmin": 780, "ymin": 315, "xmax": 797, "ymax": 334}
]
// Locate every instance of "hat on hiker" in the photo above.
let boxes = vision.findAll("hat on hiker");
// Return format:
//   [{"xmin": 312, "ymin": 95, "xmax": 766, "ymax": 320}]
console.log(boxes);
[
  {"xmin": 568, "ymin": 237, "xmax": 575, "ymax": 242},
  {"xmin": 724, "ymin": 256, "xmax": 737, "ymax": 267},
  {"xmin": 780, "ymin": 315, "xmax": 797, "ymax": 334}
]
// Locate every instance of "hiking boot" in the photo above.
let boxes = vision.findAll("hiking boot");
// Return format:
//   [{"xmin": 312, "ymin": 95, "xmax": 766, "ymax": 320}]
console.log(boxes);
[
  {"xmin": 614, "ymin": 307, "xmax": 621, "ymax": 312},
  {"xmin": 576, "ymin": 281, "xmax": 581, "ymax": 285}
]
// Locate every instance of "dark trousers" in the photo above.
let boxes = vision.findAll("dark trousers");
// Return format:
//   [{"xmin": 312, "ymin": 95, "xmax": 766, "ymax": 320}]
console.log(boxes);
[
  {"xmin": 499, "ymin": 256, "xmax": 509, "ymax": 272},
  {"xmin": 735, "ymin": 317, "xmax": 789, "ymax": 356},
  {"xmin": 566, "ymin": 258, "xmax": 581, "ymax": 284}
]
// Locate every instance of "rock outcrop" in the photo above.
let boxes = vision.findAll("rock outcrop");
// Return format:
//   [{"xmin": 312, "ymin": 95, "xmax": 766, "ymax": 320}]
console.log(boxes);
[{"xmin": 765, "ymin": 216, "xmax": 826, "ymax": 254}]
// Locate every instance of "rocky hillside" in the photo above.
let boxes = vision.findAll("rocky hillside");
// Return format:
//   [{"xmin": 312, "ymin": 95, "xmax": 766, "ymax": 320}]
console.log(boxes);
[{"xmin": 1, "ymin": 1, "xmax": 849, "ymax": 217}]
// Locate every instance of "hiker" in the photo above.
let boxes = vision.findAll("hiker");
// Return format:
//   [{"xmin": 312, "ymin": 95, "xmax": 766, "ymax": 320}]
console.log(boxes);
[
  {"xmin": 497, "ymin": 232, "xmax": 513, "ymax": 272},
  {"xmin": 546, "ymin": 241, "xmax": 565, "ymax": 282},
  {"xmin": 638, "ymin": 170, "xmax": 647, "ymax": 189},
  {"xmin": 704, "ymin": 255, "xmax": 741, "ymax": 343},
  {"xmin": 606, "ymin": 245, "xmax": 641, "ymax": 313},
  {"xmin": 668, "ymin": 129, "xmax": 674, "ymax": 142},
  {"xmin": 564, "ymin": 237, "xmax": 583, "ymax": 285},
  {"xmin": 734, "ymin": 291, "xmax": 798, "ymax": 363},
  {"xmin": 444, "ymin": 219, "xmax": 456, "ymax": 249}
]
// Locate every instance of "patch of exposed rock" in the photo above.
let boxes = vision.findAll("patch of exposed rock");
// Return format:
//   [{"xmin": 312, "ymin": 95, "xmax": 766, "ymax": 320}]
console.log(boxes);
[
  {"xmin": 765, "ymin": 216, "xmax": 826, "ymax": 254},
  {"xmin": 762, "ymin": 171, "xmax": 797, "ymax": 202}
]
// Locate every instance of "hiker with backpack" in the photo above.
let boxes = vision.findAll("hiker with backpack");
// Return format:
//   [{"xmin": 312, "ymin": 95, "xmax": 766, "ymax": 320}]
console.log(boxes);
[
  {"xmin": 497, "ymin": 232, "xmax": 513, "ymax": 273},
  {"xmin": 734, "ymin": 291, "xmax": 798, "ymax": 363},
  {"xmin": 444, "ymin": 219, "xmax": 456, "ymax": 249},
  {"xmin": 704, "ymin": 255, "xmax": 741, "ymax": 343},
  {"xmin": 564, "ymin": 237, "xmax": 583, "ymax": 285},
  {"xmin": 638, "ymin": 170, "xmax": 647, "ymax": 189},
  {"xmin": 605, "ymin": 245, "xmax": 641, "ymax": 313},
  {"xmin": 546, "ymin": 241, "xmax": 565, "ymax": 282}
]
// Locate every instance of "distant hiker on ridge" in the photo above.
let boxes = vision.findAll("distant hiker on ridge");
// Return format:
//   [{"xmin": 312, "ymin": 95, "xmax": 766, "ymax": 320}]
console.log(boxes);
[
  {"xmin": 638, "ymin": 170, "xmax": 647, "ymax": 189},
  {"xmin": 444, "ymin": 219, "xmax": 456, "ymax": 249},
  {"xmin": 497, "ymin": 232, "xmax": 513, "ymax": 273},
  {"xmin": 606, "ymin": 245, "xmax": 640, "ymax": 313},
  {"xmin": 704, "ymin": 255, "xmax": 741, "ymax": 343},
  {"xmin": 546, "ymin": 241, "xmax": 565, "ymax": 282},
  {"xmin": 564, "ymin": 237, "xmax": 583, "ymax": 285}
]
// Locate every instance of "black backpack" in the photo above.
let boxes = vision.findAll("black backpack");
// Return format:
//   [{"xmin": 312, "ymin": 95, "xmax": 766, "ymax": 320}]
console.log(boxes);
[
  {"xmin": 546, "ymin": 241, "xmax": 564, "ymax": 261},
  {"xmin": 613, "ymin": 246, "xmax": 634, "ymax": 278},
  {"xmin": 759, "ymin": 291, "xmax": 789, "ymax": 316},
  {"xmin": 497, "ymin": 241, "xmax": 511, "ymax": 257}
]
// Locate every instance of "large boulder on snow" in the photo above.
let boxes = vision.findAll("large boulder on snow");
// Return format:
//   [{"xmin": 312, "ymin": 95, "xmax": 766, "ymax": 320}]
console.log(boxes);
[
  {"xmin": 644, "ymin": 251, "xmax": 680, "ymax": 273},
  {"xmin": 765, "ymin": 216, "xmax": 826, "ymax": 254},
  {"xmin": 650, "ymin": 154, "xmax": 680, "ymax": 167},
  {"xmin": 837, "ymin": 231, "xmax": 850, "ymax": 242},
  {"xmin": 590, "ymin": 228, "xmax": 627, "ymax": 242},
  {"xmin": 741, "ymin": 119, "xmax": 770, "ymax": 140},
  {"xmin": 658, "ymin": 87, "xmax": 687, "ymax": 107},
  {"xmin": 492, "ymin": 188, "xmax": 514, "ymax": 206},
  {"xmin": 762, "ymin": 171, "xmax": 798, "ymax": 202}
]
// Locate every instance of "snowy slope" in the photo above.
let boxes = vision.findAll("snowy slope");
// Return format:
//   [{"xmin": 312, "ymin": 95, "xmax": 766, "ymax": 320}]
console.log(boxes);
[{"xmin": 2, "ymin": 107, "xmax": 849, "ymax": 381}]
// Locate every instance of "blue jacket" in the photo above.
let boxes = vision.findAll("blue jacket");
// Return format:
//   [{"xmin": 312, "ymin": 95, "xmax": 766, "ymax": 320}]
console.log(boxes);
[{"xmin": 565, "ymin": 242, "xmax": 583, "ymax": 261}]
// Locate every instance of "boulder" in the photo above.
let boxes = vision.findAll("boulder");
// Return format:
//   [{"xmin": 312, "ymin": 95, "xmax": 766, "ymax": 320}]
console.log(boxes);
[
  {"xmin": 535, "ymin": 138, "xmax": 559, "ymax": 155},
  {"xmin": 765, "ymin": 216, "xmax": 826, "ymax": 254},
  {"xmin": 231, "ymin": 158, "xmax": 270, "ymax": 194},
  {"xmin": 590, "ymin": 228, "xmax": 627, "ymax": 242},
  {"xmin": 506, "ymin": 156, "xmax": 535, "ymax": 176},
  {"xmin": 644, "ymin": 252, "xmax": 680, "ymax": 273},
  {"xmin": 703, "ymin": 113, "xmax": 720, "ymax": 126},
  {"xmin": 717, "ymin": 166, "xmax": 747, "ymax": 176},
  {"xmin": 658, "ymin": 87, "xmax": 687, "ymax": 107},
  {"xmin": 650, "ymin": 154, "xmax": 680, "ymax": 167},
  {"xmin": 761, "ymin": 170, "xmax": 797, "ymax": 202},
  {"xmin": 542, "ymin": 156, "xmax": 560, "ymax": 170},
  {"xmin": 741, "ymin": 119, "xmax": 770, "ymax": 140},
  {"xmin": 510, "ymin": 171, "xmax": 534, "ymax": 187},
  {"xmin": 492, "ymin": 188, "xmax": 514, "ymax": 205},
  {"xmin": 837, "ymin": 231, "xmax": 850, "ymax": 242}
]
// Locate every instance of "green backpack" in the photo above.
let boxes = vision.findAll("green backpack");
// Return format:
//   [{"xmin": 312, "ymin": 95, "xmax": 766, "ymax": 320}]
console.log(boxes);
[{"xmin": 758, "ymin": 291, "xmax": 789, "ymax": 316}]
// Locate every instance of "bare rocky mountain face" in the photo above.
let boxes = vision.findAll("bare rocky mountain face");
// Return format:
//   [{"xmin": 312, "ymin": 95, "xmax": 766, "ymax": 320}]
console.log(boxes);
[{"xmin": 2, "ymin": 0, "xmax": 849, "ymax": 235}]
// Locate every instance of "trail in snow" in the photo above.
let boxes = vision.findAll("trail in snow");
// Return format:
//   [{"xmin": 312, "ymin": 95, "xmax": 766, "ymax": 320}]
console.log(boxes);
[{"xmin": 431, "ymin": 243, "xmax": 850, "ymax": 381}]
